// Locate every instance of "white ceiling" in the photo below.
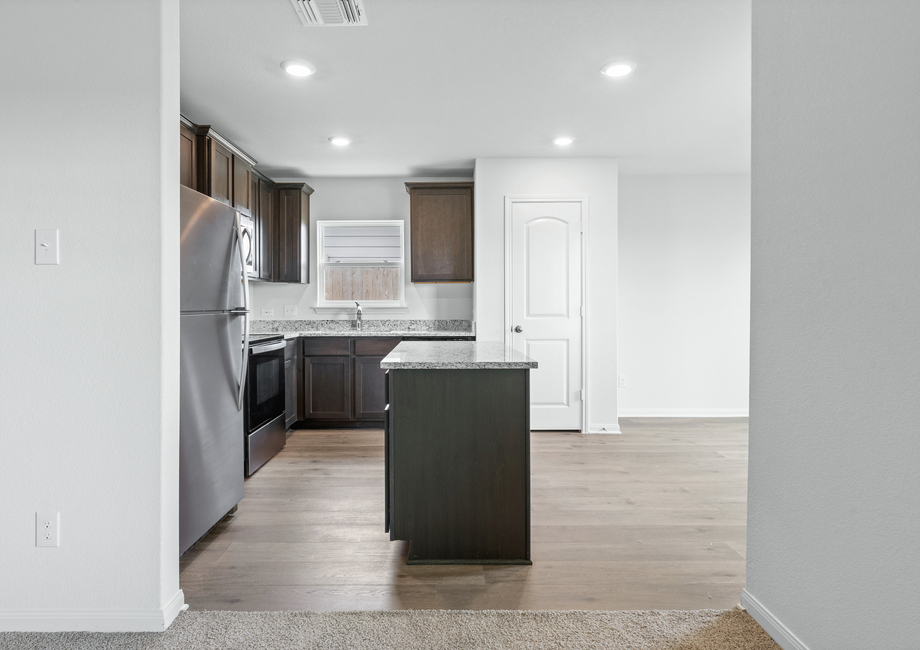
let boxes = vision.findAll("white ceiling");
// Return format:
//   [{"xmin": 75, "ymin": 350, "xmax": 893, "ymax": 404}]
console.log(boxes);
[{"xmin": 180, "ymin": 0, "xmax": 751, "ymax": 177}]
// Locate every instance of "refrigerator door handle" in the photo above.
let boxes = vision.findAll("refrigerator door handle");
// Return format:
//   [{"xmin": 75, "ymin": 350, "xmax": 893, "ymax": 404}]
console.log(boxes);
[{"xmin": 235, "ymin": 212, "xmax": 251, "ymax": 411}]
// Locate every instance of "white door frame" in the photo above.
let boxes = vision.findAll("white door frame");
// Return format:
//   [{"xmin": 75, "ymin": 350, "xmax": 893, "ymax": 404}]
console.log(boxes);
[{"xmin": 504, "ymin": 195, "xmax": 589, "ymax": 432}]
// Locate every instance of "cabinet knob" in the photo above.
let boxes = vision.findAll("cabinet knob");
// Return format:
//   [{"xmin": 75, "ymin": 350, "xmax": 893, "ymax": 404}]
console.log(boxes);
[{"xmin": 514, "ymin": 325, "xmax": 524, "ymax": 333}]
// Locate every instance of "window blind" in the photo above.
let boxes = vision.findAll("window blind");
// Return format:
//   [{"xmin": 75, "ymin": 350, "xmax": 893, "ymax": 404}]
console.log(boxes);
[{"xmin": 322, "ymin": 225, "xmax": 402, "ymax": 263}]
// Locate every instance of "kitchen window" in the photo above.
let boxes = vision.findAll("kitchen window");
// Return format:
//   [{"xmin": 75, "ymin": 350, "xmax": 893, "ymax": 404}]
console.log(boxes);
[{"xmin": 315, "ymin": 220, "xmax": 405, "ymax": 309}]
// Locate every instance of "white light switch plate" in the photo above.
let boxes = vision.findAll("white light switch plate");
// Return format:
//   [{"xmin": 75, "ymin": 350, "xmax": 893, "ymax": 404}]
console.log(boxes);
[
  {"xmin": 261, "ymin": 308, "xmax": 274, "ymax": 317},
  {"xmin": 283, "ymin": 305, "xmax": 297, "ymax": 317},
  {"xmin": 35, "ymin": 229, "xmax": 60, "ymax": 265}
]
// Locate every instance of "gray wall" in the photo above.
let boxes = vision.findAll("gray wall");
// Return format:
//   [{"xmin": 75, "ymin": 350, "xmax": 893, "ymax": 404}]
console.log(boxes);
[
  {"xmin": 746, "ymin": 2, "xmax": 920, "ymax": 648},
  {"xmin": 618, "ymin": 175, "xmax": 751, "ymax": 417},
  {"xmin": 0, "ymin": 0, "xmax": 182, "ymax": 631}
]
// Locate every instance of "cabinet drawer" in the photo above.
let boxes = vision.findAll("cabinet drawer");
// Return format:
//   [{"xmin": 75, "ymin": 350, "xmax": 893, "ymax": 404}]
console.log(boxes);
[
  {"xmin": 355, "ymin": 337, "xmax": 401, "ymax": 357},
  {"xmin": 302, "ymin": 338, "xmax": 351, "ymax": 356}
]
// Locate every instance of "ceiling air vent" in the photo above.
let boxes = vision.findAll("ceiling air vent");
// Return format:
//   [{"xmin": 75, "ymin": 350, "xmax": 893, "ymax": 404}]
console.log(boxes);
[{"xmin": 290, "ymin": 0, "xmax": 368, "ymax": 26}]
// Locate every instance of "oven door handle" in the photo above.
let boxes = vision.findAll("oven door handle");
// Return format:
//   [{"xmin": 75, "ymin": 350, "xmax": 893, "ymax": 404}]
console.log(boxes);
[{"xmin": 250, "ymin": 340, "xmax": 286, "ymax": 355}]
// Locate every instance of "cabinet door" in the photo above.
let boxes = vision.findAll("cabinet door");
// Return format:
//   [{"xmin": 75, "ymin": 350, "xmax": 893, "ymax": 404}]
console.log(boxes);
[
  {"xmin": 273, "ymin": 183, "xmax": 311, "ymax": 284},
  {"xmin": 409, "ymin": 183, "xmax": 474, "ymax": 282},
  {"xmin": 355, "ymin": 356, "xmax": 387, "ymax": 420},
  {"xmin": 303, "ymin": 356, "xmax": 352, "ymax": 420},
  {"xmin": 284, "ymin": 357, "xmax": 297, "ymax": 430},
  {"xmin": 233, "ymin": 158, "xmax": 253, "ymax": 216},
  {"xmin": 179, "ymin": 123, "xmax": 197, "ymax": 190},
  {"xmin": 207, "ymin": 139, "xmax": 233, "ymax": 206},
  {"xmin": 274, "ymin": 188, "xmax": 299, "ymax": 283},
  {"xmin": 258, "ymin": 179, "xmax": 273, "ymax": 281},
  {"xmin": 251, "ymin": 176, "xmax": 260, "ymax": 276}
]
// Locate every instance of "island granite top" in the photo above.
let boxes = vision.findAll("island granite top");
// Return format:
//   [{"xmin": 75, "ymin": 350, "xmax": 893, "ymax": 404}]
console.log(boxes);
[{"xmin": 380, "ymin": 341, "xmax": 537, "ymax": 370}]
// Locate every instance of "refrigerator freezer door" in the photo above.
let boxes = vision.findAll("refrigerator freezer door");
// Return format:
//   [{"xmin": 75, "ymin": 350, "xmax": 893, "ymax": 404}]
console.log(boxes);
[
  {"xmin": 180, "ymin": 185, "xmax": 243, "ymax": 313},
  {"xmin": 180, "ymin": 312, "xmax": 245, "ymax": 555}
]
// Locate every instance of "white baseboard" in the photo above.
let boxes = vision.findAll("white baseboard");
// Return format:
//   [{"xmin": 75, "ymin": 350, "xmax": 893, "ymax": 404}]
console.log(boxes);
[
  {"xmin": 741, "ymin": 589, "xmax": 811, "ymax": 650},
  {"xmin": 587, "ymin": 423, "xmax": 622, "ymax": 434},
  {"xmin": 0, "ymin": 589, "xmax": 185, "ymax": 632},
  {"xmin": 618, "ymin": 408, "xmax": 749, "ymax": 418},
  {"xmin": 161, "ymin": 589, "xmax": 186, "ymax": 630}
]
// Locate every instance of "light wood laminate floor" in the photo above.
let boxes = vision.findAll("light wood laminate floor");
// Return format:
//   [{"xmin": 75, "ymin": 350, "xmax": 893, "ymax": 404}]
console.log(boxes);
[{"xmin": 180, "ymin": 418, "xmax": 748, "ymax": 611}]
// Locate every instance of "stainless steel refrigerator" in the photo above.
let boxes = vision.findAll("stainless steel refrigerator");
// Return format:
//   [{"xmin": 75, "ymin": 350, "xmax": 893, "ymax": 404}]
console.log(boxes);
[{"xmin": 179, "ymin": 185, "xmax": 250, "ymax": 555}]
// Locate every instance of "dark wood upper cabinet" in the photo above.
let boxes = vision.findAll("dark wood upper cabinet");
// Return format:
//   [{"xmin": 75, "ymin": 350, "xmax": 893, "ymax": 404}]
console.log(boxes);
[
  {"xmin": 250, "ymin": 175, "xmax": 260, "ymax": 274},
  {"xmin": 273, "ymin": 182, "xmax": 313, "ymax": 284},
  {"xmin": 258, "ymin": 177, "xmax": 274, "ymax": 281},
  {"xmin": 197, "ymin": 128, "xmax": 233, "ymax": 206},
  {"xmin": 406, "ymin": 181, "xmax": 474, "ymax": 283},
  {"xmin": 181, "ymin": 117, "xmax": 317, "ymax": 287},
  {"xmin": 233, "ymin": 157, "xmax": 253, "ymax": 216},
  {"xmin": 179, "ymin": 120, "xmax": 197, "ymax": 190},
  {"xmin": 192, "ymin": 123, "xmax": 257, "ymax": 212}
]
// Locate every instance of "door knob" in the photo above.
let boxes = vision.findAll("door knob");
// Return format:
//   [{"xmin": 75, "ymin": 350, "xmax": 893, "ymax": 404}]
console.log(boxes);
[{"xmin": 514, "ymin": 325, "xmax": 524, "ymax": 333}]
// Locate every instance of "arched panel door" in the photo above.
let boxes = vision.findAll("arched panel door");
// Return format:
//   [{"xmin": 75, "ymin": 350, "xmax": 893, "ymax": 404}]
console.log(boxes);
[{"xmin": 510, "ymin": 201, "xmax": 583, "ymax": 430}]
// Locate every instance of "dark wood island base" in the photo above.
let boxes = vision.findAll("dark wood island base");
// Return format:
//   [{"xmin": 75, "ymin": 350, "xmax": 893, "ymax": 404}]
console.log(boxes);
[{"xmin": 382, "ymin": 342, "xmax": 537, "ymax": 565}]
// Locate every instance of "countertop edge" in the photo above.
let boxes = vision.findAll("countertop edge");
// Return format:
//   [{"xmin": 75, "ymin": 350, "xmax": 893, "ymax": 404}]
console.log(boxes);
[
  {"xmin": 380, "ymin": 361, "xmax": 537, "ymax": 370},
  {"xmin": 252, "ymin": 331, "xmax": 475, "ymax": 340}
]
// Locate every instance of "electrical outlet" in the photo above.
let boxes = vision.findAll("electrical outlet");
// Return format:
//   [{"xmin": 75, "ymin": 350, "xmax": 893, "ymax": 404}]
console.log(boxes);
[
  {"xmin": 618, "ymin": 375, "xmax": 628, "ymax": 388},
  {"xmin": 36, "ymin": 511, "xmax": 60, "ymax": 547},
  {"xmin": 283, "ymin": 304, "xmax": 297, "ymax": 317},
  {"xmin": 260, "ymin": 308, "xmax": 274, "ymax": 317}
]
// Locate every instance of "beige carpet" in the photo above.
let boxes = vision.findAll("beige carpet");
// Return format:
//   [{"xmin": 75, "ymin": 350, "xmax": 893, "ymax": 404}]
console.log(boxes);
[{"xmin": 0, "ymin": 609, "xmax": 779, "ymax": 650}]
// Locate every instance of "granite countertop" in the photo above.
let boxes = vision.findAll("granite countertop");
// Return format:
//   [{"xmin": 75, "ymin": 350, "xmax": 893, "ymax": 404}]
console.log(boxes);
[
  {"xmin": 252, "ymin": 330, "xmax": 473, "ymax": 341},
  {"xmin": 380, "ymin": 341, "xmax": 537, "ymax": 370},
  {"xmin": 248, "ymin": 319, "xmax": 474, "ymax": 341}
]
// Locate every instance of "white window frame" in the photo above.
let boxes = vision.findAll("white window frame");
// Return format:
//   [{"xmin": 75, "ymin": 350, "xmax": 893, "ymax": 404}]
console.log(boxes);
[{"xmin": 315, "ymin": 220, "xmax": 406, "ymax": 309}]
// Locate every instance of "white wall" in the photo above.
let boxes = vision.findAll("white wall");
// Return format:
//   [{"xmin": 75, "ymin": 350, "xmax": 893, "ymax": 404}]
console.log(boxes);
[
  {"xmin": 0, "ymin": 0, "xmax": 182, "ymax": 632},
  {"xmin": 618, "ymin": 175, "xmax": 750, "ymax": 417},
  {"xmin": 474, "ymin": 158, "xmax": 619, "ymax": 432},
  {"xmin": 250, "ymin": 176, "xmax": 474, "ymax": 321},
  {"xmin": 745, "ymin": 2, "xmax": 920, "ymax": 649}
]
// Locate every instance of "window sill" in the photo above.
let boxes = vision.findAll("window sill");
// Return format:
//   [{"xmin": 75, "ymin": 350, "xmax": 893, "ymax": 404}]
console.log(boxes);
[{"xmin": 312, "ymin": 306, "xmax": 409, "ymax": 315}]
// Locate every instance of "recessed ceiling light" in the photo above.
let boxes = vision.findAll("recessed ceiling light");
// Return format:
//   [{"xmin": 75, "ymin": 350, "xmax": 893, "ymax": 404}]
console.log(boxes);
[
  {"xmin": 282, "ymin": 59, "xmax": 316, "ymax": 77},
  {"xmin": 329, "ymin": 137, "xmax": 351, "ymax": 146},
  {"xmin": 601, "ymin": 60, "xmax": 636, "ymax": 78},
  {"xmin": 553, "ymin": 137, "xmax": 573, "ymax": 146}
]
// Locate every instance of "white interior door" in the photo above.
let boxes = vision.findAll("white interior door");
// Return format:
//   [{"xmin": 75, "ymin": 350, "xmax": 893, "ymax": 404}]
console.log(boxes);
[{"xmin": 509, "ymin": 200, "xmax": 583, "ymax": 430}]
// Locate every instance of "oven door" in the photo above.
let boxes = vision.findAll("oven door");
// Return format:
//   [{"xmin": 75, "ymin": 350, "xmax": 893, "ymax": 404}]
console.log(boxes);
[{"xmin": 246, "ymin": 340, "xmax": 286, "ymax": 432}]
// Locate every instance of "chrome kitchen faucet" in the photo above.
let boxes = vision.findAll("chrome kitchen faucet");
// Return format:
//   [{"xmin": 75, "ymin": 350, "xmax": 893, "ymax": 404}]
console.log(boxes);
[{"xmin": 355, "ymin": 301, "xmax": 362, "ymax": 331}]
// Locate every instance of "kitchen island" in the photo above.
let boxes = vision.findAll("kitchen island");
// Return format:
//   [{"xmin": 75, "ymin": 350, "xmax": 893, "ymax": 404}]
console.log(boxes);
[{"xmin": 380, "ymin": 341, "xmax": 537, "ymax": 564}]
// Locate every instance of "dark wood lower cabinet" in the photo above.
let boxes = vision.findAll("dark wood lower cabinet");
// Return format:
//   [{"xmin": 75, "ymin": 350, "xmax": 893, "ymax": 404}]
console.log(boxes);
[
  {"xmin": 303, "ymin": 356, "xmax": 353, "ymax": 420},
  {"xmin": 296, "ymin": 336, "xmax": 472, "ymax": 429},
  {"xmin": 284, "ymin": 339, "xmax": 300, "ymax": 434},
  {"xmin": 355, "ymin": 356, "xmax": 387, "ymax": 419},
  {"xmin": 284, "ymin": 358, "xmax": 296, "ymax": 430},
  {"xmin": 387, "ymin": 368, "xmax": 531, "ymax": 564}
]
